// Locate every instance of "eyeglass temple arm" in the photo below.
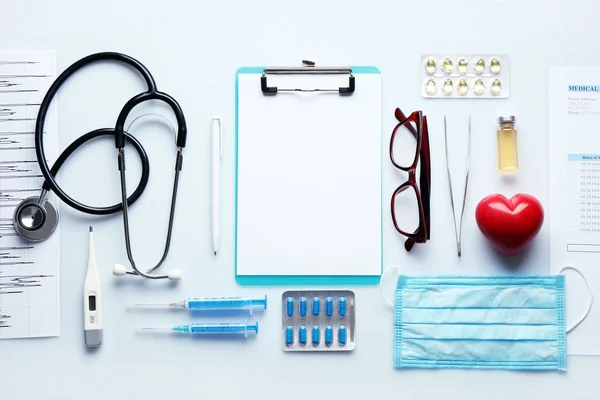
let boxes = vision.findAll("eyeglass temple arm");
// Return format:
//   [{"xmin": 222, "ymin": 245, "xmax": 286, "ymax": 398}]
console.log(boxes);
[
  {"xmin": 394, "ymin": 108, "xmax": 420, "ymax": 138},
  {"xmin": 420, "ymin": 116, "xmax": 432, "ymax": 239}
]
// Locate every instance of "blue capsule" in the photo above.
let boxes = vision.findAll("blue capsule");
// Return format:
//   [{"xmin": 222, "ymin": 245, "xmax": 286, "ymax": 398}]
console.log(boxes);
[
  {"xmin": 312, "ymin": 326, "xmax": 320, "ymax": 345},
  {"xmin": 325, "ymin": 297, "xmax": 333, "ymax": 317},
  {"xmin": 299, "ymin": 325, "xmax": 307, "ymax": 345},
  {"xmin": 285, "ymin": 326, "xmax": 294, "ymax": 345},
  {"xmin": 325, "ymin": 325, "xmax": 333, "ymax": 346},
  {"xmin": 338, "ymin": 325, "xmax": 347, "ymax": 345},
  {"xmin": 312, "ymin": 297, "xmax": 320, "ymax": 316},
  {"xmin": 299, "ymin": 297, "xmax": 307, "ymax": 317},
  {"xmin": 285, "ymin": 297, "xmax": 294, "ymax": 317},
  {"xmin": 339, "ymin": 297, "xmax": 347, "ymax": 317}
]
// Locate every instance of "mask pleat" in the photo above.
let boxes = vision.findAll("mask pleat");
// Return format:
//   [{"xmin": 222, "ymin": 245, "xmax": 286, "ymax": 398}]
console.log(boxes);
[
  {"xmin": 401, "ymin": 339, "xmax": 558, "ymax": 362},
  {"xmin": 401, "ymin": 323, "xmax": 557, "ymax": 341},
  {"xmin": 401, "ymin": 308, "xmax": 558, "ymax": 325},
  {"xmin": 401, "ymin": 287, "xmax": 557, "ymax": 309}
]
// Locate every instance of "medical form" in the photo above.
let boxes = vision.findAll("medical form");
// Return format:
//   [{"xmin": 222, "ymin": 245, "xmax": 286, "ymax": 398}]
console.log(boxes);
[{"xmin": 549, "ymin": 66, "xmax": 600, "ymax": 355}]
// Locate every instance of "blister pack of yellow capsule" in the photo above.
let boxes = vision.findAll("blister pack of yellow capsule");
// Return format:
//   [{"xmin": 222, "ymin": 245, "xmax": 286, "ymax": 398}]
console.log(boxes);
[{"xmin": 420, "ymin": 55, "xmax": 510, "ymax": 98}]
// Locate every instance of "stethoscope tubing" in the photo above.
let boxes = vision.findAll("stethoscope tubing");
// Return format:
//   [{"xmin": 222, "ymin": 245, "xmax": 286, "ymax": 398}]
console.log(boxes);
[
  {"xmin": 24, "ymin": 51, "xmax": 187, "ymax": 280},
  {"xmin": 35, "ymin": 52, "xmax": 158, "ymax": 214},
  {"xmin": 40, "ymin": 128, "xmax": 151, "ymax": 215}
]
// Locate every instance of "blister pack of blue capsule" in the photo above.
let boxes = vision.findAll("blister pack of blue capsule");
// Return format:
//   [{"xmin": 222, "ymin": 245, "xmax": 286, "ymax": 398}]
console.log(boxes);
[{"xmin": 282, "ymin": 290, "xmax": 355, "ymax": 352}]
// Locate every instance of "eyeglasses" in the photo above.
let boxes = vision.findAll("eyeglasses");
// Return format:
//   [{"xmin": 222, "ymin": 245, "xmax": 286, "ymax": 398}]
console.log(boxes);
[{"xmin": 390, "ymin": 108, "xmax": 431, "ymax": 251}]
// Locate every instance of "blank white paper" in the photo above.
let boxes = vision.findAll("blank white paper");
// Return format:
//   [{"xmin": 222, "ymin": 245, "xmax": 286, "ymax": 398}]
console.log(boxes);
[
  {"xmin": 236, "ymin": 72, "xmax": 382, "ymax": 277},
  {"xmin": 0, "ymin": 50, "xmax": 60, "ymax": 338}
]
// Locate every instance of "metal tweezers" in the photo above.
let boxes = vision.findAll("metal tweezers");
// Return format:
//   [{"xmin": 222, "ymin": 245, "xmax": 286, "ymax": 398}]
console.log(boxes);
[{"xmin": 444, "ymin": 115, "xmax": 471, "ymax": 257}]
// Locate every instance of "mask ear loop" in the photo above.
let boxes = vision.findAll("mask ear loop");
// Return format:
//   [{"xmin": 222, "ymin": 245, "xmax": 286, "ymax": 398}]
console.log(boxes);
[
  {"xmin": 559, "ymin": 264, "xmax": 594, "ymax": 333},
  {"xmin": 379, "ymin": 267, "xmax": 399, "ymax": 309}
]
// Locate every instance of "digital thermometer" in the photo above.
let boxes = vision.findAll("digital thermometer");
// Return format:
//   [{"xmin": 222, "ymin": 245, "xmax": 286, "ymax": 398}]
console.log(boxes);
[{"xmin": 84, "ymin": 226, "xmax": 102, "ymax": 347}]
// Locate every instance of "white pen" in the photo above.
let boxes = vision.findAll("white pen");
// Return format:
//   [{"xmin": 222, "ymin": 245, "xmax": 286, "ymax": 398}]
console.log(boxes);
[{"xmin": 212, "ymin": 117, "xmax": 223, "ymax": 255}]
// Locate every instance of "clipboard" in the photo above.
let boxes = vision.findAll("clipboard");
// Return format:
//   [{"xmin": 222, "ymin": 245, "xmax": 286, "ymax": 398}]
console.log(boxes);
[{"xmin": 235, "ymin": 61, "xmax": 382, "ymax": 286}]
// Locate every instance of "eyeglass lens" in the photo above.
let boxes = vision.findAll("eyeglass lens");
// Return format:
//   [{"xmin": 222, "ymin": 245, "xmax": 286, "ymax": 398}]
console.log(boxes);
[
  {"xmin": 392, "ymin": 184, "xmax": 421, "ymax": 234},
  {"xmin": 391, "ymin": 119, "xmax": 419, "ymax": 168}
]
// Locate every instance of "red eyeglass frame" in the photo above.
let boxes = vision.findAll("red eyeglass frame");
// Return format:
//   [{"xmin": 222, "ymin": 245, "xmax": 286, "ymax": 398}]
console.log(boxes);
[{"xmin": 389, "ymin": 108, "xmax": 431, "ymax": 251}]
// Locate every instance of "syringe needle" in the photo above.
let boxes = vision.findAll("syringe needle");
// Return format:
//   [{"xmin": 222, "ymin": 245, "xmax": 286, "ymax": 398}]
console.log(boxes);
[
  {"xmin": 136, "ymin": 322, "xmax": 259, "ymax": 337},
  {"xmin": 128, "ymin": 301, "xmax": 186, "ymax": 310},
  {"xmin": 137, "ymin": 327, "xmax": 173, "ymax": 334}
]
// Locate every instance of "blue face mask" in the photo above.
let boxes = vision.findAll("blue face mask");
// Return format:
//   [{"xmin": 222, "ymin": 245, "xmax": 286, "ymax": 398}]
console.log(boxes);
[{"xmin": 380, "ymin": 267, "xmax": 592, "ymax": 371}]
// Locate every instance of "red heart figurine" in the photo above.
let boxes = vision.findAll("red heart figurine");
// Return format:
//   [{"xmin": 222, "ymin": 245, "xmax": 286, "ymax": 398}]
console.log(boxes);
[{"xmin": 475, "ymin": 193, "xmax": 544, "ymax": 256}]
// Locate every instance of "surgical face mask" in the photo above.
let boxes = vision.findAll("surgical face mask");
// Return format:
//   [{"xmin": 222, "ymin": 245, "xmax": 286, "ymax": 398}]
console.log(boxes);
[{"xmin": 380, "ymin": 266, "xmax": 592, "ymax": 371}]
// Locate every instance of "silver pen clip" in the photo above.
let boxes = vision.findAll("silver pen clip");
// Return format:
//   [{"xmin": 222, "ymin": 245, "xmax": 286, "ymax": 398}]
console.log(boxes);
[{"xmin": 212, "ymin": 117, "xmax": 223, "ymax": 159}]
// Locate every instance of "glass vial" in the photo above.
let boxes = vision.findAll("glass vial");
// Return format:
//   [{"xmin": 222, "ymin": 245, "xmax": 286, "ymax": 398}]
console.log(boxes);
[{"xmin": 497, "ymin": 116, "xmax": 519, "ymax": 172}]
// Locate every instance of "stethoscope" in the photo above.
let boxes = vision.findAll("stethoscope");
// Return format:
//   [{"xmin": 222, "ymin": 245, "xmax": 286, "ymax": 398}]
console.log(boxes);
[{"xmin": 12, "ymin": 52, "xmax": 186, "ymax": 281}]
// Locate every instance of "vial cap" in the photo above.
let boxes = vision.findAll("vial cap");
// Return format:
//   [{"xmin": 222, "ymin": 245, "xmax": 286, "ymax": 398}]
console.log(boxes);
[{"xmin": 498, "ymin": 116, "xmax": 515, "ymax": 124}]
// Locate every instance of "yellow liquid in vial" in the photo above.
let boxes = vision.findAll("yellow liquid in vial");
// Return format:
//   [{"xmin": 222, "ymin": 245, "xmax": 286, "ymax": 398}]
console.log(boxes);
[{"xmin": 497, "ymin": 127, "xmax": 519, "ymax": 172}]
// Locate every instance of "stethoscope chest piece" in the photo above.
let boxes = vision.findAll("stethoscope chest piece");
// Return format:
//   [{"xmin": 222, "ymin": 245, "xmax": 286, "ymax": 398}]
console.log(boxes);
[{"xmin": 13, "ymin": 196, "xmax": 59, "ymax": 242}]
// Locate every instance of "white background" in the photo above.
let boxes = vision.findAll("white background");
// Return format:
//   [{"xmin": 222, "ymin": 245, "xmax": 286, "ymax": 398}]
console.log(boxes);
[{"xmin": 1, "ymin": 0, "xmax": 598, "ymax": 398}]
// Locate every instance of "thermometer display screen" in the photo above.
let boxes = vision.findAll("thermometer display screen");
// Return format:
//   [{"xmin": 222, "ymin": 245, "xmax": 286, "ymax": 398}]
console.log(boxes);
[{"xmin": 89, "ymin": 295, "xmax": 96, "ymax": 311}]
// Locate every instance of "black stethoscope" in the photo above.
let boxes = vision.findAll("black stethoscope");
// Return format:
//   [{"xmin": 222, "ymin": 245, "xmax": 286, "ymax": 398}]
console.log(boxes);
[{"xmin": 12, "ymin": 52, "xmax": 186, "ymax": 281}]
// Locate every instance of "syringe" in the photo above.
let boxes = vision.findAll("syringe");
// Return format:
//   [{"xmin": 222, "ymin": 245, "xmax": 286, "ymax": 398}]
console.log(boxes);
[
  {"xmin": 137, "ymin": 321, "xmax": 259, "ymax": 337},
  {"xmin": 129, "ymin": 295, "xmax": 267, "ymax": 314}
]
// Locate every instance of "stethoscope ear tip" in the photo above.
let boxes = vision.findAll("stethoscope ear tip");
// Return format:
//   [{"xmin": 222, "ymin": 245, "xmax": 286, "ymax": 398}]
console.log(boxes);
[
  {"xmin": 168, "ymin": 269, "xmax": 182, "ymax": 281},
  {"xmin": 112, "ymin": 264, "xmax": 181, "ymax": 280},
  {"xmin": 113, "ymin": 264, "xmax": 127, "ymax": 277}
]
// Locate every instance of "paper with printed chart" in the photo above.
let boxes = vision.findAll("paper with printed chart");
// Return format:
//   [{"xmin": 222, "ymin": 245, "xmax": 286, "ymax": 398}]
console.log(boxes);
[{"xmin": 0, "ymin": 50, "xmax": 60, "ymax": 338}]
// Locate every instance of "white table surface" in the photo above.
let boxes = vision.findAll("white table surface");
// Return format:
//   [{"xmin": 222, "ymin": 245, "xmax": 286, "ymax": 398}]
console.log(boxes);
[{"xmin": 1, "ymin": 0, "xmax": 599, "ymax": 398}]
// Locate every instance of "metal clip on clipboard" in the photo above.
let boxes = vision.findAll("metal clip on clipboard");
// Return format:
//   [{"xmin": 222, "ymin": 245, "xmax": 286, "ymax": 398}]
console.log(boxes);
[{"xmin": 261, "ymin": 60, "xmax": 355, "ymax": 95}]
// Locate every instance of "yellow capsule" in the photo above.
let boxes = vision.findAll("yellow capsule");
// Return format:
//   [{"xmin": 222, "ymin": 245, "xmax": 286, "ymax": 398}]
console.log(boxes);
[
  {"xmin": 490, "ymin": 79, "xmax": 502, "ymax": 95},
  {"xmin": 425, "ymin": 58, "xmax": 436, "ymax": 75},
  {"xmin": 490, "ymin": 58, "xmax": 501, "ymax": 74},
  {"xmin": 474, "ymin": 58, "xmax": 485, "ymax": 74},
  {"xmin": 442, "ymin": 79, "xmax": 453, "ymax": 95},
  {"xmin": 474, "ymin": 78, "xmax": 485, "ymax": 95},
  {"xmin": 457, "ymin": 58, "xmax": 468, "ymax": 75},
  {"xmin": 425, "ymin": 78, "xmax": 436, "ymax": 95},
  {"xmin": 442, "ymin": 58, "xmax": 453, "ymax": 74},
  {"xmin": 458, "ymin": 79, "xmax": 468, "ymax": 96}
]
